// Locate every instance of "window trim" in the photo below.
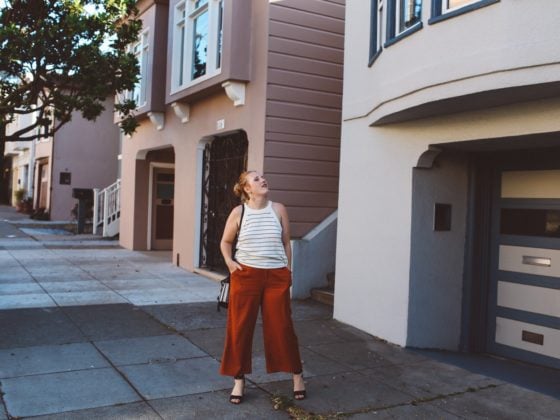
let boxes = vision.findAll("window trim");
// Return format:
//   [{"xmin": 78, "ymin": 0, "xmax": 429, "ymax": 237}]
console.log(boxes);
[
  {"xmin": 369, "ymin": 0, "xmax": 384, "ymax": 66},
  {"xmin": 384, "ymin": 0, "xmax": 423, "ymax": 48},
  {"xmin": 171, "ymin": 0, "xmax": 223, "ymax": 94},
  {"xmin": 429, "ymin": 0, "xmax": 500, "ymax": 25}
]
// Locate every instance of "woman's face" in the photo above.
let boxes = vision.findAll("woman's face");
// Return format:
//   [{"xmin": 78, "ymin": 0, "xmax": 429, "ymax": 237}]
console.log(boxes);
[{"xmin": 244, "ymin": 171, "xmax": 269, "ymax": 197}]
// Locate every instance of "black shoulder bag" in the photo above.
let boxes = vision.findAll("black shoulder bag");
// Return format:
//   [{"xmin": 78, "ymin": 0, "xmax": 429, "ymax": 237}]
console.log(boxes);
[{"xmin": 217, "ymin": 204, "xmax": 244, "ymax": 312}]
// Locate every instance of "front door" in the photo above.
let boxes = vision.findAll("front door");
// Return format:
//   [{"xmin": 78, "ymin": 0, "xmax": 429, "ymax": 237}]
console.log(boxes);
[
  {"xmin": 488, "ymin": 168, "xmax": 560, "ymax": 369},
  {"xmin": 151, "ymin": 168, "xmax": 174, "ymax": 250},
  {"xmin": 37, "ymin": 162, "xmax": 49, "ymax": 209},
  {"xmin": 199, "ymin": 131, "xmax": 248, "ymax": 272}
]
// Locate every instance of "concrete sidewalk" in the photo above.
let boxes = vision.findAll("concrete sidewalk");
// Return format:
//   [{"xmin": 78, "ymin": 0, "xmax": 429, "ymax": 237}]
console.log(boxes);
[
  {"xmin": 0, "ymin": 218, "xmax": 559, "ymax": 418},
  {"xmin": 0, "ymin": 204, "xmax": 118, "ymax": 251}
]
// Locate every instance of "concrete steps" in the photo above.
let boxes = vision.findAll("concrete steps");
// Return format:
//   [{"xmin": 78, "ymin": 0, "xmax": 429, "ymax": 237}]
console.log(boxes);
[{"xmin": 310, "ymin": 271, "xmax": 335, "ymax": 306}]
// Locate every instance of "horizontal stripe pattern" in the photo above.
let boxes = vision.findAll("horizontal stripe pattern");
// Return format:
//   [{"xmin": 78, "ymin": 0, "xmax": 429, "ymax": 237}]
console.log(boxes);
[{"xmin": 235, "ymin": 202, "xmax": 288, "ymax": 269}]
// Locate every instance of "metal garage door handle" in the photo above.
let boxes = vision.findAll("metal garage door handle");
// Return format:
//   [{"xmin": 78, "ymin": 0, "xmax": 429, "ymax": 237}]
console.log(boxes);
[{"xmin": 522, "ymin": 256, "xmax": 551, "ymax": 267}]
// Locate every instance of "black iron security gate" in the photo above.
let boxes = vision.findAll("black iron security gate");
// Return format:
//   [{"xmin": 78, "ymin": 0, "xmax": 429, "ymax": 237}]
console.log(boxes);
[{"xmin": 199, "ymin": 131, "xmax": 248, "ymax": 272}]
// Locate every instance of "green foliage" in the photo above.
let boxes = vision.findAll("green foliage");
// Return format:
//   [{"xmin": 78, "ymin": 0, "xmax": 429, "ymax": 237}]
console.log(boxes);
[
  {"xmin": 0, "ymin": 0, "xmax": 142, "ymax": 140},
  {"xmin": 14, "ymin": 188, "xmax": 25, "ymax": 201}
]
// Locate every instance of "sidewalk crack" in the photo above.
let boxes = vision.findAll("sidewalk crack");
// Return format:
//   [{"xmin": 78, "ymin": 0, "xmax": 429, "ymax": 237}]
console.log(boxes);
[{"xmin": 268, "ymin": 383, "xmax": 500, "ymax": 419}]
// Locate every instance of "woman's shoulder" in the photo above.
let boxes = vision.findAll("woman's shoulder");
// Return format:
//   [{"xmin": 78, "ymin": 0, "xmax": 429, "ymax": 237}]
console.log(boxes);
[
  {"xmin": 271, "ymin": 201, "xmax": 288, "ymax": 219},
  {"xmin": 229, "ymin": 204, "xmax": 244, "ymax": 219}
]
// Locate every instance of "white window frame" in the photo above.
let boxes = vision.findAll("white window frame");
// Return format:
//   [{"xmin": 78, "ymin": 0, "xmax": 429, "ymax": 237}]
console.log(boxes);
[
  {"xmin": 443, "ymin": 0, "xmax": 479, "ymax": 13},
  {"xmin": 128, "ymin": 29, "xmax": 149, "ymax": 108},
  {"xmin": 171, "ymin": 0, "xmax": 223, "ymax": 93}
]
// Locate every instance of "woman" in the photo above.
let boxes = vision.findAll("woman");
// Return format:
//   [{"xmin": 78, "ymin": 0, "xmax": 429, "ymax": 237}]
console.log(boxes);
[{"xmin": 219, "ymin": 170, "xmax": 306, "ymax": 404}]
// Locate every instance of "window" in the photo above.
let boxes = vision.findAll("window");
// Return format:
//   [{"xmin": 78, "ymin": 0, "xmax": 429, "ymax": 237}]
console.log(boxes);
[
  {"xmin": 128, "ymin": 30, "xmax": 149, "ymax": 108},
  {"xmin": 385, "ymin": 0, "xmax": 423, "ymax": 47},
  {"xmin": 445, "ymin": 0, "xmax": 478, "ymax": 12},
  {"xmin": 369, "ymin": 0, "xmax": 384, "ymax": 66},
  {"xmin": 430, "ymin": 0, "xmax": 499, "ymax": 24},
  {"xmin": 172, "ymin": 0, "xmax": 224, "ymax": 91},
  {"xmin": 397, "ymin": 0, "xmax": 422, "ymax": 33}
]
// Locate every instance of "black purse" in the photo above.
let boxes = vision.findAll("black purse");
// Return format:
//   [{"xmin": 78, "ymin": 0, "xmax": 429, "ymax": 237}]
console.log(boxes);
[{"xmin": 217, "ymin": 204, "xmax": 244, "ymax": 312}]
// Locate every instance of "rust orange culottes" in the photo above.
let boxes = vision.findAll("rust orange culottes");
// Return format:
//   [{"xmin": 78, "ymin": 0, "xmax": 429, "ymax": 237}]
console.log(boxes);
[{"xmin": 220, "ymin": 264, "xmax": 303, "ymax": 376}]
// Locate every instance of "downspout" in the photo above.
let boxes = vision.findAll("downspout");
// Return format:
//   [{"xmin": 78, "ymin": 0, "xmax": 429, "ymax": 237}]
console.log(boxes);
[
  {"xmin": 48, "ymin": 128, "xmax": 55, "ymax": 215},
  {"xmin": 27, "ymin": 135, "xmax": 36, "ymax": 199}
]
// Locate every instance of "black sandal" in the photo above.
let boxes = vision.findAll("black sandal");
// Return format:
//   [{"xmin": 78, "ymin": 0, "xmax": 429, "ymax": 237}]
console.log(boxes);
[
  {"xmin": 293, "ymin": 372, "xmax": 306, "ymax": 400},
  {"xmin": 229, "ymin": 375, "xmax": 245, "ymax": 404}
]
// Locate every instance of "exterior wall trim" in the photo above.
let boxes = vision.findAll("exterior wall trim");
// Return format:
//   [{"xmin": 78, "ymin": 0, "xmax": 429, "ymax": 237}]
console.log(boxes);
[
  {"xmin": 222, "ymin": 81, "xmax": 246, "ymax": 107},
  {"xmin": 170, "ymin": 102, "xmax": 190, "ymax": 123},
  {"xmin": 366, "ymin": 65, "xmax": 560, "ymax": 126},
  {"xmin": 148, "ymin": 112, "xmax": 165, "ymax": 130}
]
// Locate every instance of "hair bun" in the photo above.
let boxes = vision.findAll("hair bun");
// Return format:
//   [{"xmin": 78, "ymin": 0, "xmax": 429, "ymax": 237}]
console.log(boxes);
[
  {"xmin": 233, "ymin": 182, "xmax": 243, "ymax": 198},
  {"xmin": 234, "ymin": 171, "xmax": 254, "ymax": 203}
]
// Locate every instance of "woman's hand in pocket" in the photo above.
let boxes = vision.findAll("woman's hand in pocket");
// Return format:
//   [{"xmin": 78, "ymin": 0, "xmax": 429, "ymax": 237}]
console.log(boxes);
[{"xmin": 226, "ymin": 260, "xmax": 243, "ymax": 274}]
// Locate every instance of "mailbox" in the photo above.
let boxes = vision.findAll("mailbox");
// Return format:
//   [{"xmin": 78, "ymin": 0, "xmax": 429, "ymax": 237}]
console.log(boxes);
[
  {"xmin": 72, "ymin": 188, "xmax": 93, "ymax": 200},
  {"xmin": 72, "ymin": 188, "xmax": 93, "ymax": 234}
]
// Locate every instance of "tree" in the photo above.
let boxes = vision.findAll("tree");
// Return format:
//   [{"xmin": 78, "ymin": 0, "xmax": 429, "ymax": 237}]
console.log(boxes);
[
  {"xmin": 0, "ymin": 0, "xmax": 141, "ymax": 144},
  {"xmin": 0, "ymin": 0, "xmax": 141, "ymax": 203}
]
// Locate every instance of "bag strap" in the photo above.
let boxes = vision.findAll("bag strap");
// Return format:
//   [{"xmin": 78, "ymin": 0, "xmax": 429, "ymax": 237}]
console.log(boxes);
[
  {"xmin": 238, "ymin": 203, "xmax": 245, "ymax": 234},
  {"xmin": 232, "ymin": 204, "xmax": 244, "ymax": 260}
]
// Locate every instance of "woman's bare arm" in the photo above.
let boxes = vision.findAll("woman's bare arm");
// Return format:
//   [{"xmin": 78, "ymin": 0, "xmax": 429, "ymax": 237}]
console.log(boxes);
[
  {"xmin": 220, "ymin": 205, "xmax": 243, "ymax": 273},
  {"xmin": 273, "ymin": 202, "xmax": 292, "ymax": 269}
]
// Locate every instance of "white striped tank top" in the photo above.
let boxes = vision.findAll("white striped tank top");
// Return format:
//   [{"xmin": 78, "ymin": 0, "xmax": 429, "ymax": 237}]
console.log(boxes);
[{"xmin": 235, "ymin": 201, "xmax": 288, "ymax": 269}]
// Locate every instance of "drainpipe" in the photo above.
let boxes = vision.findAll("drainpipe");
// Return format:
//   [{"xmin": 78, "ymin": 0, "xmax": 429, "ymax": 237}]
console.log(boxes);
[
  {"xmin": 27, "ymin": 135, "xmax": 35, "ymax": 199},
  {"xmin": 48, "ymin": 126, "xmax": 55, "ymax": 215}
]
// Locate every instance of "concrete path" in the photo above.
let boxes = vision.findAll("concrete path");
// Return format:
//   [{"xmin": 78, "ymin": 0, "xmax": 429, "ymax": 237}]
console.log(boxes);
[{"xmin": 0, "ymin": 210, "xmax": 559, "ymax": 419}]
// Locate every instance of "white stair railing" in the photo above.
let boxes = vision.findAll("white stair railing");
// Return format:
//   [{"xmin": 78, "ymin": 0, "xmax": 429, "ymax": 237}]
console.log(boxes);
[{"xmin": 93, "ymin": 179, "xmax": 121, "ymax": 237}]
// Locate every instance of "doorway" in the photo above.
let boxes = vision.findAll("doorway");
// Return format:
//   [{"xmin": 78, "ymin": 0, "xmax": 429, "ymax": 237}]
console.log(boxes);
[
  {"xmin": 199, "ymin": 131, "xmax": 248, "ymax": 272},
  {"xmin": 36, "ymin": 161, "xmax": 49, "ymax": 210},
  {"xmin": 151, "ymin": 167, "xmax": 174, "ymax": 250}
]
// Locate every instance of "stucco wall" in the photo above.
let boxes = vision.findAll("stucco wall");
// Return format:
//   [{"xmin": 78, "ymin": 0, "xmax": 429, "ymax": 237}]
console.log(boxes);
[
  {"xmin": 343, "ymin": 0, "xmax": 560, "ymax": 124},
  {"xmin": 291, "ymin": 211, "xmax": 337, "ymax": 299},
  {"xmin": 338, "ymin": 1, "xmax": 560, "ymax": 347},
  {"xmin": 335, "ymin": 98, "xmax": 560, "ymax": 347},
  {"xmin": 50, "ymin": 99, "xmax": 120, "ymax": 221}
]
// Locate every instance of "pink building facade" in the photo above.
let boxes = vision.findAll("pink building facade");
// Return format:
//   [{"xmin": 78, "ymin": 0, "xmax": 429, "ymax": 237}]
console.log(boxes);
[{"xmin": 119, "ymin": 0, "xmax": 345, "ymax": 296}]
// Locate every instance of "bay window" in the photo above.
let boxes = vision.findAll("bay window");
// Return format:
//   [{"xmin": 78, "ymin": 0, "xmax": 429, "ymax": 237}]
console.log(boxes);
[
  {"xmin": 445, "ymin": 0, "xmax": 478, "ymax": 11},
  {"xmin": 385, "ymin": 0, "xmax": 423, "ymax": 47},
  {"xmin": 430, "ymin": 0, "xmax": 500, "ymax": 24},
  {"xmin": 172, "ymin": 0, "xmax": 224, "ymax": 91},
  {"xmin": 127, "ymin": 30, "xmax": 149, "ymax": 108},
  {"xmin": 397, "ymin": 0, "xmax": 422, "ymax": 33}
]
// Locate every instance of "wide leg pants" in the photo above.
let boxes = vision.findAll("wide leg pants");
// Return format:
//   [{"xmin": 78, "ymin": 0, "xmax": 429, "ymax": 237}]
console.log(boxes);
[{"xmin": 220, "ymin": 264, "xmax": 303, "ymax": 376}]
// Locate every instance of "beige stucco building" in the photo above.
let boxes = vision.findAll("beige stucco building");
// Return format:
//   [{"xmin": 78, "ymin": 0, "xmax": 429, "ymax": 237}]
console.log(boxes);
[
  {"xmin": 336, "ymin": 0, "xmax": 560, "ymax": 369},
  {"xmin": 119, "ymin": 0, "xmax": 344, "ymax": 296},
  {"xmin": 3, "ymin": 99, "xmax": 120, "ymax": 221}
]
